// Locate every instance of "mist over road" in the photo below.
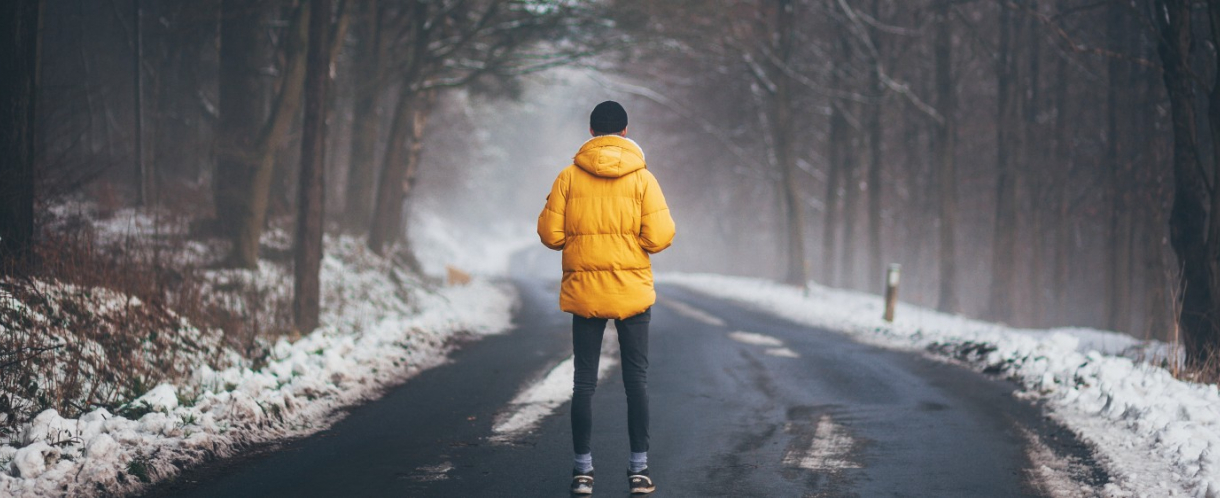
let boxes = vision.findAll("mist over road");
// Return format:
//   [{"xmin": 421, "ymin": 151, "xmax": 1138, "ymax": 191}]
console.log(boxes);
[{"xmin": 148, "ymin": 257, "xmax": 1104, "ymax": 497}]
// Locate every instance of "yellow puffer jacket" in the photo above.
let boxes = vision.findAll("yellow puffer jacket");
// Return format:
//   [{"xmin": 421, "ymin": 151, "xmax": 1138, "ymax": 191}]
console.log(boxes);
[{"xmin": 537, "ymin": 135, "xmax": 676, "ymax": 319}]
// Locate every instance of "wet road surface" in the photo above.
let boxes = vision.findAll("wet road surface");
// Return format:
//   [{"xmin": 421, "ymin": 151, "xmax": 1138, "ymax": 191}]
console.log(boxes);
[{"xmin": 146, "ymin": 275, "xmax": 1105, "ymax": 497}]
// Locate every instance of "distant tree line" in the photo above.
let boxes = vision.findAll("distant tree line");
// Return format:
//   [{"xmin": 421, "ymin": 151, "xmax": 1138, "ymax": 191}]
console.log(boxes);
[
  {"xmin": 602, "ymin": 0, "xmax": 1218, "ymax": 368},
  {"xmin": 3, "ymin": 0, "xmax": 1220, "ymax": 368}
]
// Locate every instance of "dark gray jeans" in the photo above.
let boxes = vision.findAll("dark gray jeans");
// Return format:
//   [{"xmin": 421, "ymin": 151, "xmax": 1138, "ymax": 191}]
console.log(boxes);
[{"xmin": 571, "ymin": 308, "xmax": 650, "ymax": 455}]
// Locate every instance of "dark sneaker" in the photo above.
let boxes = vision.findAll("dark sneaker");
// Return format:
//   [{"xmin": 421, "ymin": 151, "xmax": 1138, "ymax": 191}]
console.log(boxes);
[
  {"xmin": 628, "ymin": 467, "xmax": 656, "ymax": 494},
  {"xmin": 570, "ymin": 469, "xmax": 594, "ymax": 495}
]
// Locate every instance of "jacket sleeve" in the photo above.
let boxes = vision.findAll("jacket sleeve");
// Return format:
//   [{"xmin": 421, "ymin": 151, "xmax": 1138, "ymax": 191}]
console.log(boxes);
[
  {"xmin": 639, "ymin": 171, "xmax": 676, "ymax": 254},
  {"xmin": 537, "ymin": 171, "xmax": 568, "ymax": 250}
]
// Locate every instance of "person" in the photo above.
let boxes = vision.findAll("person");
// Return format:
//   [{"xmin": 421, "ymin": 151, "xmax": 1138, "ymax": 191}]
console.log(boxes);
[{"xmin": 537, "ymin": 101, "xmax": 676, "ymax": 495}]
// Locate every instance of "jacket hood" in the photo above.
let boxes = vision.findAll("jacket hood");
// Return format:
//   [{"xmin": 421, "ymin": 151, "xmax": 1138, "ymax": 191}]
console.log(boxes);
[{"xmin": 573, "ymin": 135, "xmax": 646, "ymax": 178}]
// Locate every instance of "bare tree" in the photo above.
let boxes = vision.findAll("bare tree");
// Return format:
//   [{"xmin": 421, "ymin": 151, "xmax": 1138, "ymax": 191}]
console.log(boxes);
[
  {"xmin": 342, "ymin": 0, "xmax": 384, "ymax": 233},
  {"xmin": 1103, "ymin": 2, "xmax": 1128, "ymax": 332},
  {"xmin": 294, "ymin": 0, "xmax": 332, "ymax": 333},
  {"xmin": 215, "ymin": 1, "xmax": 350, "ymax": 268},
  {"xmin": 0, "ymin": 0, "xmax": 41, "ymax": 262},
  {"xmin": 366, "ymin": 0, "xmax": 605, "ymax": 256},
  {"xmin": 132, "ymin": 0, "xmax": 149, "ymax": 206},
  {"xmin": 865, "ymin": 0, "xmax": 885, "ymax": 294},
  {"xmin": 934, "ymin": 0, "xmax": 959, "ymax": 314},
  {"xmin": 987, "ymin": 0, "xmax": 1017, "ymax": 323},
  {"xmin": 214, "ymin": 0, "xmax": 271, "ymax": 253},
  {"xmin": 1153, "ymin": 0, "xmax": 1217, "ymax": 366},
  {"xmin": 824, "ymin": 37, "xmax": 847, "ymax": 287},
  {"xmin": 770, "ymin": 0, "xmax": 808, "ymax": 286},
  {"xmin": 19, "ymin": 0, "xmax": 1195, "ymax": 347}
]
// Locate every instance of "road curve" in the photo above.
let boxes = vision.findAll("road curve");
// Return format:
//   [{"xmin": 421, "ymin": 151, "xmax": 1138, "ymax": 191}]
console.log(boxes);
[{"xmin": 144, "ymin": 276, "xmax": 1106, "ymax": 497}]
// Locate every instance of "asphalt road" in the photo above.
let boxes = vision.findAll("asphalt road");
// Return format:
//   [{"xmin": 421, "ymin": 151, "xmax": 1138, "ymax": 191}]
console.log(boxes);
[{"xmin": 146, "ymin": 269, "xmax": 1106, "ymax": 497}]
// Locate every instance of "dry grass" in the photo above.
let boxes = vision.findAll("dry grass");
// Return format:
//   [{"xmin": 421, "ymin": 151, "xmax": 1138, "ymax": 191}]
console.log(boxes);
[
  {"xmin": 1172, "ymin": 347, "xmax": 1220, "ymax": 385},
  {"xmin": 1129, "ymin": 327, "xmax": 1220, "ymax": 386},
  {"xmin": 0, "ymin": 205, "xmax": 292, "ymax": 439},
  {"xmin": 1155, "ymin": 271, "xmax": 1220, "ymax": 386}
]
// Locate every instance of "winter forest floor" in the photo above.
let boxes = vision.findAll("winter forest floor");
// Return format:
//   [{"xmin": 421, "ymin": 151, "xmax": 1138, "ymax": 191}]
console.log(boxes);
[
  {"xmin": 0, "ymin": 204, "xmax": 516, "ymax": 497},
  {"xmin": 1, "ymin": 205, "xmax": 1219, "ymax": 497}
]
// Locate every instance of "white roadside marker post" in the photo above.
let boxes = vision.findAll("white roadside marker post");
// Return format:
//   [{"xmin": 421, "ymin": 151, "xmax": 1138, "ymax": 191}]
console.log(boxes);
[{"xmin": 883, "ymin": 264, "xmax": 900, "ymax": 323}]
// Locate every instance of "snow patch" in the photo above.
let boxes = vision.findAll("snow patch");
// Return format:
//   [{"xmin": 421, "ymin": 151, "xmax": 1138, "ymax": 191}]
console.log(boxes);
[
  {"xmin": 659, "ymin": 298, "xmax": 726, "ymax": 326},
  {"xmin": 11, "ymin": 443, "xmax": 60, "ymax": 479},
  {"xmin": 408, "ymin": 461, "xmax": 455, "ymax": 482},
  {"xmin": 491, "ymin": 324, "xmax": 620, "ymax": 443},
  {"xmin": 130, "ymin": 385, "xmax": 179, "ymax": 413},
  {"xmin": 765, "ymin": 347, "xmax": 801, "ymax": 358},
  {"xmin": 783, "ymin": 414, "xmax": 861, "ymax": 471},
  {"xmin": 726, "ymin": 330, "xmax": 799, "ymax": 358},
  {"xmin": 728, "ymin": 330, "xmax": 784, "ymax": 347}
]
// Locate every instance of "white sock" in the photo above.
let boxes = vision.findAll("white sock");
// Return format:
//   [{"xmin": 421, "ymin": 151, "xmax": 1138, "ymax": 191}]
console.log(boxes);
[
  {"xmin": 574, "ymin": 452, "xmax": 593, "ymax": 473},
  {"xmin": 629, "ymin": 452, "xmax": 647, "ymax": 472}
]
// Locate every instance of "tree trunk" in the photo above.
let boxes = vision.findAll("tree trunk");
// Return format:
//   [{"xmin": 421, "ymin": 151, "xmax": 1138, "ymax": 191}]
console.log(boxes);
[
  {"xmin": 775, "ymin": 0, "xmax": 806, "ymax": 287},
  {"xmin": 824, "ymin": 53, "xmax": 846, "ymax": 288},
  {"xmin": 366, "ymin": 90, "xmax": 412, "ymax": 256},
  {"xmin": 343, "ymin": 0, "xmax": 383, "ymax": 234},
  {"xmin": 132, "ymin": 0, "xmax": 149, "ymax": 206},
  {"xmin": 214, "ymin": 0, "xmax": 268, "ymax": 241},
  {"xmin": 837, "ymin": 38, "xmax": 858, "ymax": 290},
  {"xmin": 1023, "ymin": 0, "xmax": 1044, "ymax": 326},
  {"xmin": 1104, "ymin": 3, "xmax": 1127, "ymax": 332},
  {"xmin": 0, "ymin": 0, "xmax": 40, "ymax": 262},
  {"xmin": 1146, "ymin": 212, "xmax": 1171, "ymax": 339},
  {"xmin": 322, "ymin": 0, "xmax": 350, "ymax": 219},
  {"xmin": 367, "ymin": 89, "xmax": 435, "ymax": 255},
  {"xmin": 839, "ymin": 132, "xmax": 858, "ymax": 289},
  {"xmin": 230, "ymin": 2, "xmax": 312, "ymax": 268},
  {"xmin": 366, "ymin": 0, "xmax": 429, "ymax": 256},
  {"xmin": 987, "ymin": 1, "xmax": 1017, "ymax": 323},
  {"xmin": 934, "ymin": 1, "xmax": 959, "ymax": 313},
  {"xmin": 825, "ymin": 10, "xmax": 858, "ymax": 290},
  {"xmin": 392, "ymin": 93, "xmax": 434, "ymax": 274},
  {"xmin": 1050, "ymin": 19, "xmax": 1071, "ymax": 325},
  {"xmin": 1030, "ymin": 197, "xmax": 1045, "ymax": 327},
  {"xmin": 294, "ymin": 0, "xmax": 332, "ymax": 334},
  {"xmin": 76, "ymin": 2, "xmax": 102, "ymax": 158},
  {"xmin": 866, "ymin": 0, "xmax": 884, "ymax": 294},
  {"xmin": 1155, "ymin": 0, "xmax": 1217, "ymax": 367},
  {"xmin": 150, "ymin": 24, "xmax": 181, "ymax": 188},
  {"xmin": 1204, "ymin": 0, "xmax": 1220, "ymax": 359}
]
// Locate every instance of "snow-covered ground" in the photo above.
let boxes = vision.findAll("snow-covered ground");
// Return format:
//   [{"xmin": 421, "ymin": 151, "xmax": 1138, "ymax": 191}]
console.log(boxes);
[
  {"xmin": 661, "ymin": 273, "xmax": 1220, "ymax": 498},
  {"xmin": 0, "ymin": 208, "xmax": 519, "ymax": 497},
  {"xmin": 10, "ymin": 200, "xmax": 1214, "ymax": 498}
]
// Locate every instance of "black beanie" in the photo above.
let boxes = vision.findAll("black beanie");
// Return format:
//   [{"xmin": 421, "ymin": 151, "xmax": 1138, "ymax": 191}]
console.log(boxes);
[{"xmin": 590, "ymin": 101, "xmax": 628, "ymax": 134}]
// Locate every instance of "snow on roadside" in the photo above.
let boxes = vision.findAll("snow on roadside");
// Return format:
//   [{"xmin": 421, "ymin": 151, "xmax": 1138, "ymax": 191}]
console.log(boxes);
[
  {"xmin": 0, "ymin": 232, "xmax": 517, "ymax": 497},
  {"xmin": 661, "ymin": 273, "xmax": 1220, "ymax": 498}
]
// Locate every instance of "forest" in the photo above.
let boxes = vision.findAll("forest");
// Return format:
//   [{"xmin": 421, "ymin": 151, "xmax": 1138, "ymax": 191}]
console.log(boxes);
[{"xmin": 3, "ymin": 0, "xmax": 1220, "ymax": 414}]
